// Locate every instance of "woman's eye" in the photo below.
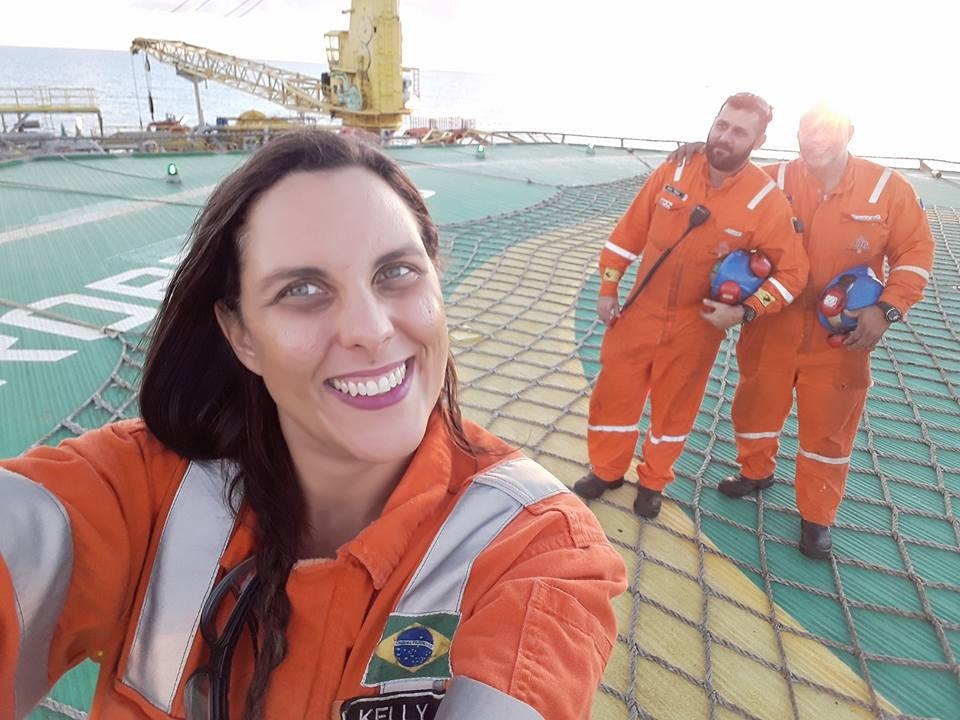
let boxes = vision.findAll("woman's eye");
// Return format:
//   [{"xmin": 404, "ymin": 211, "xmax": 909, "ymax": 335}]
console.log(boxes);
[
  {"xmin": 282, "ymin": 282, "xmax": 323, "ymax": 298},
  {"xmin": 378, "ymin": 264, "xmax": 416, "ymax": 282}
]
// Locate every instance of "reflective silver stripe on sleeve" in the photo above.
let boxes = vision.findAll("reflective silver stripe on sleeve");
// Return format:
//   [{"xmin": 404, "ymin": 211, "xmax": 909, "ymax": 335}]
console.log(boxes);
[
  {"xmin": 768, "ymin": 276, "xmax": 795, "ymax": 304},
  {"xmin": 746, "ymin": 179, "xmax": 777, "ymax": 210},
  {"xmin": 121, "ymin": 461, "xmax": 236, "ymax": 713},
  {"xmin": 603, "ymin": 240, "xmax": 638, "ymax": 262},
  {"xmin": 376, "ymin": 458, "xmax": 567, "ymax": 692},
  {"xmin": 0, "ymin": 469, "xmax": 73, "ymax": 719},
  {"xmin": 673, "ymin": 159, "xmax": 685, "ymax": 182},
  {"xmin": 777, "ymin": 162, "xmax": 787, "ymax": 190},
  {"xmin": 435, "ymin": 676, "xmax": 544, "ymax": 720},
  {"xmin": 868, "ymin": 167, "xmax": 893, "ymax": 204},
  {"xmin": 890, "ymin": 265, "xmax": 931, "ymax": 282},
  {"xmin": 394, "ymin": 457, "xmax": 566, "ymax": 616}
]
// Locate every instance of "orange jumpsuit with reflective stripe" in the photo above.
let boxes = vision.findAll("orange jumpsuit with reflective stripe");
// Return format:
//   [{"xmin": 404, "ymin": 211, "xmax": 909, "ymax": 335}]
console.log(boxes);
[
  {"xmin": 590, "ymin": 154, "xmax": 808, "ymax": 491},
  {"xmin": 732, "ymin": 157, "xmax": 934, "ymax": 525},
  {"xmin": 0, "ymin": 415, "xmax": 626, "ymax": 719}
]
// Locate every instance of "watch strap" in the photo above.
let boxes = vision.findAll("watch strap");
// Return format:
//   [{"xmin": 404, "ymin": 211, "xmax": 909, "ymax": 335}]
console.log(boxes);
[{"xmin": 875, "ymin": 301, "xmax": 901, "ymax": 322}]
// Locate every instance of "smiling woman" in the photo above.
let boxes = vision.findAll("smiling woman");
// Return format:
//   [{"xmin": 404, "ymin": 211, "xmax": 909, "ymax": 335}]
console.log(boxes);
[
  {"xmin": 214, "ymin": 165, "xmax": 449, "ymax": 474},
  {"xmin": 0, "ymin": 131, "xmax": 626, "ymax": 720}
]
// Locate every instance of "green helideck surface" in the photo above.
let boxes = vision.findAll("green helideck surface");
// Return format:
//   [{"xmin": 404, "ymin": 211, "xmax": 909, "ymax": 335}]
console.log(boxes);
[{"xmin": 2, "ymin": 145, "xmax": 957, "ymax": 720}]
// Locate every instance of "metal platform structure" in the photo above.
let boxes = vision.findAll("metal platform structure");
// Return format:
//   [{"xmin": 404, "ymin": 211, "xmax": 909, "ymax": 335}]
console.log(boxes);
[{"xmin": 0, "ymin": 87, "xmax": 103, "ymax": 136}]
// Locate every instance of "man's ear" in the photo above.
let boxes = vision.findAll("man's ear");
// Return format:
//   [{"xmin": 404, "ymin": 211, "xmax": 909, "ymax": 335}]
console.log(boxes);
[
  {"xmin": 215, "ymin": 300, "xmax": 263, "ymax": 376},
  {"xmin": 753, "ymin": 132, "xmax": 767, "ymax": 151}
]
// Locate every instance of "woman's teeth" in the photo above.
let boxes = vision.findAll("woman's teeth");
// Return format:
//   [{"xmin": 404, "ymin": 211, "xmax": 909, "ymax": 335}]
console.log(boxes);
[{"xmin": 331, "ymin": 363, "xmax": 407, "ymax": 397}]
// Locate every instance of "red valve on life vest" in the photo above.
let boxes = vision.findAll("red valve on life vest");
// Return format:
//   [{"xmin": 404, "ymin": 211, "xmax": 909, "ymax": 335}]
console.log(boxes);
[
  {"xmin": 748, "ymin": 251, "xmax": 773, "ymax": 279},
  {"xmin": 715, "ymin": 280, "xmax": 742, "ymax": 305},
  {"xmin": 819, "ymin": 286, "xmax": 847, "ymax": 317}
]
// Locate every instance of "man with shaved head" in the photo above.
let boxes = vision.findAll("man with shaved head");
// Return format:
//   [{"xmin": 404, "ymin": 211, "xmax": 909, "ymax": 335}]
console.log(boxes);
[{"xmin": 672, "ymin": 105, "xmax": 935, "ymax": 558}]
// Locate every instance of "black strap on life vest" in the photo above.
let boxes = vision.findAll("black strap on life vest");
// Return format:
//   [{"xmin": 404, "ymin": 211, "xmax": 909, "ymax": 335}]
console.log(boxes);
[{"xmin": 620, "ymin": 204, "xmax": 711, "ymax": 313}]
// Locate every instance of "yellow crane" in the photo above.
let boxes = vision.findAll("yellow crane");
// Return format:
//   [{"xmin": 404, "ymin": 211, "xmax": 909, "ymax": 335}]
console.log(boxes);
[{"xmin": 130, "ymin": 0, "xmax": 418, "ymax": 132}]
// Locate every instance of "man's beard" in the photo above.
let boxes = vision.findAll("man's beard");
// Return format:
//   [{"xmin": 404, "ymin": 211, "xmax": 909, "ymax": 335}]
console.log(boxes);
[{"xmin": 706, "ymin": 141, "xmax": 751, "ymax": 172}]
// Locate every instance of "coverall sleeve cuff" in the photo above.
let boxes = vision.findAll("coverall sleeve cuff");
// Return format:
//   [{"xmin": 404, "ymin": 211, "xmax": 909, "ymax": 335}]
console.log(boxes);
[
  {"xmin": 877, "ymin": 292, "xmax": 906, "ymax": 314},
  {"xmin": 742, "ymin": 296, "xmax": 765, "ymax": 316},
  {"xmin": 599, "ymin": 281, "xmax": 620, "ymax": 297}
]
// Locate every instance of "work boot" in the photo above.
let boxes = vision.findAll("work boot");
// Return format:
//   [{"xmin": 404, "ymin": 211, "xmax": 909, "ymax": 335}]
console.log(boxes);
[
  {"xmin": 799, "ymin": 520, "xmax": 832, "ymax": 559},
  {"xmin": 573, "ymin": 472, "xmax": 624, "ymax": 500},
  {"xmin": 633, "ymin": 485, "xmax": 662, "ymax": 519},
  {"xmin": 718, "ymin": 474, "xmax": 774, "ymax": 498}
]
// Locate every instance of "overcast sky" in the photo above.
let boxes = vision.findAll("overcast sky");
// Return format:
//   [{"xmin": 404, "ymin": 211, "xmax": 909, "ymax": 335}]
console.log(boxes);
[
  {"xmin": 3, "ymin": 1, "xmax": 958, "ymax": 157},
  {"xmin": 4, "ymin": 0, "xmax": 956, "ymax": 75}
]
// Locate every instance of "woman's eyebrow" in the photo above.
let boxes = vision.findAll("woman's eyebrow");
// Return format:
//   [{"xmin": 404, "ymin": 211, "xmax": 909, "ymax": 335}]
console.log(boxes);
[
  {"xmin": 259, "ymin": 244, "xmax": 423, "ymax": 291},
  {"xmin": 375, "ymin": 244, "xmax": 424, "ymax": 265}
]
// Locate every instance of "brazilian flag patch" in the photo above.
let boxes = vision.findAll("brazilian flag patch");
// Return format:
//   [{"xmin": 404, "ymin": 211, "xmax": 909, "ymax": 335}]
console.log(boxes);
[
  {"xmin": 362, "ymin": 612, "xmax": 459, "ymax": 686},
  {"xmin": 756, "ymin": 289, "xmax": 776, "ymax": 307},
  {"xmin": 602, "ymin": 267, "xmax": 623, "ymax": 283}
]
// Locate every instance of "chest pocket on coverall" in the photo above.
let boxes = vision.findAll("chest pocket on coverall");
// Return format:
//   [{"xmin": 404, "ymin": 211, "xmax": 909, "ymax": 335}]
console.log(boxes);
[{"xmin": 835, "ymin": 212, "xmax": 888, "ymax": 272}]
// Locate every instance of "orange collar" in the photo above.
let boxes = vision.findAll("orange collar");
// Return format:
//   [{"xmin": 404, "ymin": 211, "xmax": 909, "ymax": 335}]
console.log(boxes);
[
  {"xmin": 341, "ymin": 411, "xmax": 456, "ymax": 588},
  {"xmin": 226, "ymin": 412, "xmax": 510, "ymax": 588}
]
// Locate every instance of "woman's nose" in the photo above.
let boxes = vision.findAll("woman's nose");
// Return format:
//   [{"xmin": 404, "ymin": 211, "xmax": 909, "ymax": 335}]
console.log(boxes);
[{"xmin": 337, "ymin": 289, "xmax": 394, "ymax": 353}]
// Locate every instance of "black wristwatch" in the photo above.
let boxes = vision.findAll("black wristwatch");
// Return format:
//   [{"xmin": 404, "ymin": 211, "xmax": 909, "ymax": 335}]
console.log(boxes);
[
  {"xmin": 741, "ymin": 305, "xmax": 757, "ymax": 324},
  {"xmin": 875, "ymin": 301, "xmax": 902, "ymax": 323}
]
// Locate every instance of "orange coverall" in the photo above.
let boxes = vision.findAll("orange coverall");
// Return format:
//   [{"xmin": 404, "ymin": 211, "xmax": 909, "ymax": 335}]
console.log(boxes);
[
  {"xmin": 591, "ymin": 154, "xmax": 808, "ymax": 491},
  {"xmin": 0, "ymin": 414, "xmax": 626, "ymax": 719},
  {"xmin": 732, "ymin": 157, "xmax": 934, "ymax": 525}
]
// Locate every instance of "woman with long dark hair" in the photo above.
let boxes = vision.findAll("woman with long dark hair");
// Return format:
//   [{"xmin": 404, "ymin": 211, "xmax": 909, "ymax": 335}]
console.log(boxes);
[{"xmin": 0, "ymin": 132, "xmax": 626, "ymax": 720}]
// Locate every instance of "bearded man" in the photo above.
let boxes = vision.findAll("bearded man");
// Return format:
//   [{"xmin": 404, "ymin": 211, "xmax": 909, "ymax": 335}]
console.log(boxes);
[{"xmin": 574, "ymin": 93, "xmax": 809, "ymax": 521}]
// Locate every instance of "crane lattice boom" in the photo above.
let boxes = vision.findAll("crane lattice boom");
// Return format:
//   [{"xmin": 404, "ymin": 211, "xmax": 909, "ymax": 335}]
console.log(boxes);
[{"xmin": 131, "ymin": 39, "xmax": 326, "ymax": 114}]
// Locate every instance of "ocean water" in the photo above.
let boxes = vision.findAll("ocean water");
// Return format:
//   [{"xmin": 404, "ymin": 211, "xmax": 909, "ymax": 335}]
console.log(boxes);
[
  {"xmin": 1, "ymin": 45, "xmax": 958, "ymax": 162},
  {"xmin": 0, "ymin": 46, "xmax": 535, "ymax": 133}
]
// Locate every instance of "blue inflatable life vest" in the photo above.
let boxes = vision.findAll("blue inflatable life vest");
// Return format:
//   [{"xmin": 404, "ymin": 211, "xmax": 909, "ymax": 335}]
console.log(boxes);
[
  {"xmin": 710, "ymin": 249, "xmax": 773, "ymax": 305},
  {"xmin": 817, "ymin": 265, "xmax": 884, "ymax": 336}
]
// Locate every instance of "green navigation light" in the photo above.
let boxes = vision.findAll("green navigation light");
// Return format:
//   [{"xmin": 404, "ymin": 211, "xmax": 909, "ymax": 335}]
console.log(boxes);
[{"xmin": 165, "ymin": 162, "xmax": 182, "ymax": 184}]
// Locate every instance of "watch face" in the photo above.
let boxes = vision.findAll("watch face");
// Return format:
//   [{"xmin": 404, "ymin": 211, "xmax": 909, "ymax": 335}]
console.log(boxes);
[{"xmin": 887, "ymin": 307, "xmax": 902, "ymax": 322}]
